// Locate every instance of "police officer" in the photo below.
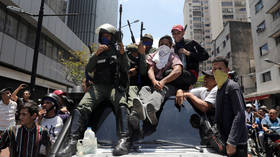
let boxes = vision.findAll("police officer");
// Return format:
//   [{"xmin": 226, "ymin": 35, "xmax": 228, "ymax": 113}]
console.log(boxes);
[
  {"xmin": 141, "ymin": 34, "xmax": 157, "ymax": 55},
  {"xmin": 58, "ymin": 23, "xmax": 130, "ymax": 156}
]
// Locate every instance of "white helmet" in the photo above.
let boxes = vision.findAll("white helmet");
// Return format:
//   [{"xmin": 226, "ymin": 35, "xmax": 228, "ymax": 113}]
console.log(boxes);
[{"xmin": 95, "ymin": 23, "xmax": 117, "ymax": 43}]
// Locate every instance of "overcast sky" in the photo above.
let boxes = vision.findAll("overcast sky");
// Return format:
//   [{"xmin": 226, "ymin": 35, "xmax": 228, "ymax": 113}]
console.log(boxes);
[{"xmin": 119, "ymin": 0, "xmax": 185, "ymax": 47}]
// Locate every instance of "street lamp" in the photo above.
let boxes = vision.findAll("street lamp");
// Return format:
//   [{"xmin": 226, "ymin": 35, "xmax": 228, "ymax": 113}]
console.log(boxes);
[
  {"xmin": 264, "ymin": 58, "xmax": 280, "ymax": 66},
  {"xmin": 121, "ymin": 19, "xmax": 139, "ymax": 28},
  {"xmin": 7, "ymin": 1, "xmax": 78, "ymax": 97}
]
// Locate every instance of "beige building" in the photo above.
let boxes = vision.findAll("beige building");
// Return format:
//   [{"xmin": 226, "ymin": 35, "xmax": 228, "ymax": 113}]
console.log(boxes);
[
  {"xmin": 246, "ymin": 0, "xmax": 280, "ymax": 108},
  {"xmin": 184, "ymin": 0, "xmax": 249, "ymax": 72},
  {"xmin": 209, "ymin": 0, "xmax": 249, "ymax": 40},
  {"xmin": 183, "ymin": 0, "xmax": 212, "ymax": 72}
]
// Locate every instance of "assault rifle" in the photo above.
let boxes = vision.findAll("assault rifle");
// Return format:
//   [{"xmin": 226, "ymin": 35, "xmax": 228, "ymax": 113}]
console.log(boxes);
[{"xmin": 127, "ymin": 20, "xmax": 136, "ymax": 43}]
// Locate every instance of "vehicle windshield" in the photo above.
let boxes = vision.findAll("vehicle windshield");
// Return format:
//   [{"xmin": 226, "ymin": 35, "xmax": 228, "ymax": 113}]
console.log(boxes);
[{"xmin": 96, "ymin": 97, "xmax": 201, "ymax": 147}]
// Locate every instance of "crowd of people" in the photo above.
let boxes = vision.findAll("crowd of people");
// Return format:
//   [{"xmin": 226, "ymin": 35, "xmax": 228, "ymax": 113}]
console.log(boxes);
[{"xmin": 0, "ymin": 23, "xmax": 279, "ymax": 157}]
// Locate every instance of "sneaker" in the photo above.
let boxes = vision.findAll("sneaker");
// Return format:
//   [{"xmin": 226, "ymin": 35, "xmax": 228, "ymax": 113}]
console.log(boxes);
[
  {"xmin": 146, "ymin": 103, "xmax": 158, "ymax": 125},
  {"xmin": 132, "ymin": 98, "xmax": 146, "ymax": 120}
]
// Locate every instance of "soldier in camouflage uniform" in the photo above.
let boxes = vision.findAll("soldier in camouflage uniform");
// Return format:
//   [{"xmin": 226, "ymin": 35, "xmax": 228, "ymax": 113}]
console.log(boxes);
[{"xmin": 58, "ymin": 23, "xmax": 131, "ymax": 156}]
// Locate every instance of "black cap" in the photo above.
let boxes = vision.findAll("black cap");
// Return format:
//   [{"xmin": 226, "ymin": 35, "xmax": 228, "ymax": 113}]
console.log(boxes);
[
  {"xmin": 202, "ymin": 70, "xmax": 214, "ymax": 77},
  {"xmin": 0, "ymin": 87, "xmax": 12, "ymax": 94}
]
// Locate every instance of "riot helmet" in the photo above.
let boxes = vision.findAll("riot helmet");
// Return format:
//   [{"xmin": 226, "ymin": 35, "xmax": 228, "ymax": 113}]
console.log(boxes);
[
  {"xmin": 42, "ymin": 93, "xmax": 59, "ymax": 112},
  {"xmin": 96, "ymin": 23, "xmax": 117, "ymax": 45}
]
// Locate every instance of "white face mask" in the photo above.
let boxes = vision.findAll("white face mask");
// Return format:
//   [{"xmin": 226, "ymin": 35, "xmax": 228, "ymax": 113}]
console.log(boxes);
[{"xmin": 158, "ymin": 45, "xmax": 171, "ymax": 57}]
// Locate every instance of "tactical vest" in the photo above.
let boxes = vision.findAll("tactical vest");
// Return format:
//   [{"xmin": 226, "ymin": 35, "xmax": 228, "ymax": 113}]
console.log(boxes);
[{"xmin": 93, "ymin": 49, "xmax": 118, "ymax": 85}]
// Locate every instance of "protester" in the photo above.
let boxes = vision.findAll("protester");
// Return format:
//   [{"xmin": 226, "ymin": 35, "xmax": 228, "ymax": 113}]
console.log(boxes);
[
  {"xmin": 0, "ymin": 102, "xmax": 51, "ymax": 157},
  {"xmin": 53, "ymin": 90, "xmax": 70, "ymax": 123},
  {"xmin": 0, "ymin": 87, "xmax": 17, "ymax": 134},
  {"xmin": 176, "ymin": 70, "xmax": 217, "ymax": 145},
  {"xmin": 38, "ymin": 93, "xmax": 63, "ymax": 144},
  {"xmin": 171, "ymin": 24, "xmax": 209, "ymax": 89},
  {"xmin": 212, "ymin": 56, "xmax": 248, "ymax": 156},
  {"xmin": 261, "ymin": 109, "xmax": 280, "ymax": 156},
  {"xmin": 176, "ymin": 70, "xmax": 217, "ymax": 114},
  {"xmin": 132, "ymin": 35, "xmax": 182, "ymax": 128},
  {"xmin": 11, "ymin": 84, "xmax": 32, "ymax": 124}
]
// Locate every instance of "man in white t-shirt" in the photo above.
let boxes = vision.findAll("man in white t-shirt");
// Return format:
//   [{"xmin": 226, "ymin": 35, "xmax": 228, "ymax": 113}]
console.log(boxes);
[
  {"xmin": 176, "ymin": 70, "xmax": 217, "ymax": 113},
  {"xmin": 176, "ymin": 70, "xmax": 217, "ymax": 145},
  {"xmin": 0, "ymin": 87, "xmax": 17, "ymax": 132},
  {"xmin": 38, "ymin": 93, "xmax": 63, "ymax": 144}
]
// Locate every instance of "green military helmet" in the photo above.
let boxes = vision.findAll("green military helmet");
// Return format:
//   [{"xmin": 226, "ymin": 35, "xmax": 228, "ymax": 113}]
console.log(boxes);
[
  {"xmin": 143, "ymin": 33, "xmax": 153, "ymax": 41},
  {"xmin": 126, "ymin": 43, "xmax": 138, "ymax": 52},
  {"xmin": 95, "ymin": 23, "xmax": 117, "ymax": 43}
]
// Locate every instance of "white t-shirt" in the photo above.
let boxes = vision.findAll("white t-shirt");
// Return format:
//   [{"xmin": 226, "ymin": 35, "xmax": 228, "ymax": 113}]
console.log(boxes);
[
  {"xmin": 0, "ymin": 100, "xmax": 17, "ymax": 131},
  {"xmin": 245, "ymin": 111, "xmax": 254, "ymax": 124},
  {"xmin": 189, "ymin": 86, "xmax": 218, "ymax": 108},
  {"xmin": 40, "ymin": 116, "xmax": 63, "ymax": 143}
]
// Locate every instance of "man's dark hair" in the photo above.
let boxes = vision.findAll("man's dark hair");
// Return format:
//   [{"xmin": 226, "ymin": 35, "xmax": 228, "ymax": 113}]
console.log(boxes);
[
  {"xmin": 212, "ymin": 56, "xmax": 229, "ymax": 68},
  {"xmin": 21, "ymin": 102, "xmax": 39, "ymax": 116},
  {"xmin": 159, "ymin": 35, "xmax": 173, "ymax": 47}
]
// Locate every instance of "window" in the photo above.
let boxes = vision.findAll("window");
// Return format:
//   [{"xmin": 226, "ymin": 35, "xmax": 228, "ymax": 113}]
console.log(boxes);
[
  {"xmin": 256, "ymin": 21, "xmax": 265, "ymax": 33},
  {"xmin": 46, "ymin": 40, "xmax": 53, "ymax": 58},
  {"xmin": 223, "ymin": 40, "xmax": 226, "ymax": 48},
  {"xmin": 272, "ymin": 8, "xmax": 280, "ymax": 20},
  {"xmin": 259, "ymin": 43, "xmax": 268, "ymax": 56},
  {"xmin": 4, "ymin": 14, "xmax": 18, "ymax": 38},
  {"xmin": 193, "ymin": 6, "xmax": 200, "ymax": 10},
  {"xmin": 255, "ymin": 0, "xmax": 263, "ymax": 13},
  {"xmin": 262, "ymin": 71, "xmax": 271, "ymax": 82},
  {"xmin": 193, "ymin": 29, "xmax": 202, "ymax": 33},
  {"xmin": 52, "ymin": 45, "xmax": 58, "ymax": 61},
  {"xmin": 0, "ymin": 8, "xmax": 5, "ymax": 31},
  {"xmin": 193, "ymin": 23, "xmax": 202, "ymax": 28},
  {"xmin": 226, "ymin": 52, "xmax": 231, "ymax": 58},
  {"xmin": 39, "ymin": 36, "xmax": 46, "ymax": 55},
  {"xmin": 235, "ymin": 1, "xmax": 246, "ymax": 7},
  {"xmin": 222, "ymin": 8, "xmax": 233, "ymax": 13},
  {"xmin": 222, "ymin": 2, "xmax": 233, "ymax": 6},
  {"xmin": 26, "ymin": 27, "xmax": 36, "ymax": 49},
  {"xmin": 239, "ymin": 8, "xmax": 246, "ymax": 12},
  {"xmin": 193, "ymin": 17, "xmax": 201, "ymax": 21},
  {"xmin": 205, "ymin": 24, "xmax": 210, "ymax": 27},
  {"xmin": 275, "ymin": 35, "xmax": 280, "ymax": 45},
  {"xmin": 217, "ymin": 47, "xmax": 220, "ymax": 54},
  {"xmin": 193, "ymin": 11, "xmax": 202, "ymax": 16},
  {"xmin": 223, "ymin": 15, "xmax": 234, "ymax": 19},
  {"xmin": 226, "ymin": 34, "xmax": 230, "ymax": 40},
  {"xmin": 17, "ymin": 21, "xmax": 28, "ymax": 43}
]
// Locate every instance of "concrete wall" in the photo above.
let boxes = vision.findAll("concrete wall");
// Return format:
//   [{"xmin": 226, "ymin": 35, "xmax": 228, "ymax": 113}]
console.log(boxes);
[{"xmin": 211, "ymin": 21, "xmax": 256, "ymax": 94}]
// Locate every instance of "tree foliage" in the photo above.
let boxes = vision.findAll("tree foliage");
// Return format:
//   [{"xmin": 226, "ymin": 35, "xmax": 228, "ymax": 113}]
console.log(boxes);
[{"xmin": 60, "ymin": 44, "xmax": 97, "ymax": 85}]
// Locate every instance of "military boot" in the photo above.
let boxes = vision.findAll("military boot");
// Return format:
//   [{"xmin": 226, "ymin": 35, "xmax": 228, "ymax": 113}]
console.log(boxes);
[
  {"xmin": 112, "ymin": 105, "xmax": 132, "ymax": 156},
  {"xmin": 57, "ymin": 109, "xmax": 84, "ymax": 156}
]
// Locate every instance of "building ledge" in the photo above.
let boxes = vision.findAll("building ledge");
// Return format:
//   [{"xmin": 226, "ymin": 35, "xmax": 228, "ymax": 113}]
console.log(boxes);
[{"xmin": 266, "ymin": 1, "xmax": 280, "ymax": 14}]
